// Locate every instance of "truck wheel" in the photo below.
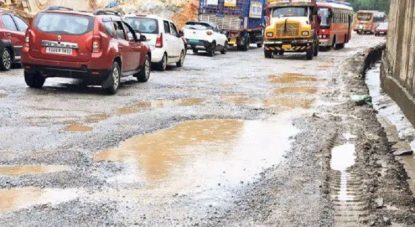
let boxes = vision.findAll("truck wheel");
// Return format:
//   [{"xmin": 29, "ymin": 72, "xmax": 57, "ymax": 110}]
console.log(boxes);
[
  {"xmin": 257, "ymin": 43, "xmax": 263, "ymax": 48},
  {"xmin": 104, "ymin": 61, "xmax": 121, "ymax": 95},
  {"xmin": 264, "ymin": 50, "xmax": 272, "ymax": 58},
  {"xmin": 306, "ymin": 45, "xmax": 314, "ymax": 60},
  {"xmin": 136, "ymin": 55, "xmax": 151, "ymax": 82},
  {"xmin": 0, "ymin": 48, "xmax": 12, "ymax": 71},
  {"xmin": 207, "ymin": 42, "xmax": 216, "ymax": 57},
  {"xmin": 313, "ymin": 43, "xmax": 319, "ymax": 57},
  {"xmin": 25, "ymin": 71, "xmax": 45, "ymax": 89}
]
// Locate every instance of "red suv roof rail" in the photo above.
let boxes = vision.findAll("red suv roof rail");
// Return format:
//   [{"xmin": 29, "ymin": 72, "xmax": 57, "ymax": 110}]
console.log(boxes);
[
  {"xmin": 46, "ymin": 6, "xmax": 74, "ymax": 11},
  {"xmin": 94, "ymin": 9, "xmax": 121, "ymax": 16}
]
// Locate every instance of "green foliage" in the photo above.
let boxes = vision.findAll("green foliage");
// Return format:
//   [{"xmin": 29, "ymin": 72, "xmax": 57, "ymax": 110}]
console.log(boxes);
[{"xmin": 347, "ymin": 0, "xmax": 391, "ymax": 13}]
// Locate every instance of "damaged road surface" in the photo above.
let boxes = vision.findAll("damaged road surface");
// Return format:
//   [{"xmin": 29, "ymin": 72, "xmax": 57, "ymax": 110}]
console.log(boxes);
[{"xmin": 1, "ymin": 34, "xmax": 414, "ymax": 226}]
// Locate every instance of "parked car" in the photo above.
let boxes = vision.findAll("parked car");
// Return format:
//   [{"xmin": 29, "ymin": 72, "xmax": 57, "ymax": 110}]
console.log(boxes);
[
  {"xmin": 22, "ymin": 7, "xmax": 151, "ymax": 94},
  {"xmin": 0, "ymin": 10, "xmax": 28, "ymax": 71},
  {"xmin": 183, "ymin": 21, "xmax": 228, "ymax": 57},
  {"xmin": 124, "ymin": 14, "xmax": 186, "ymax": 71},
  {"xmin": 375, "ymin": 22, "xmax": 388, "ymax": 36}
]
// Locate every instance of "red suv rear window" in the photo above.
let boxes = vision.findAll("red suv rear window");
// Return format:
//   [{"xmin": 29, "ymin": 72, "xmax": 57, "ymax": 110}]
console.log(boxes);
[{"xmin": 34, "ymin": 13, "xmax": 93, "ymax": 35}]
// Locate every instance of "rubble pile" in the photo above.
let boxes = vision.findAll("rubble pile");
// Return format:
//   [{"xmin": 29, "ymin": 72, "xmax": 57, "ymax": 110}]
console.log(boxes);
[{"xmin": 0, "ymin": 0, "xmax": 198, "ymax": 28}]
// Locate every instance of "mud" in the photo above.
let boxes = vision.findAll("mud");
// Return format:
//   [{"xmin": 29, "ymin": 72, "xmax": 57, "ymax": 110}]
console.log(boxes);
[
  {"xmin": 0, "ymin": 165, "xmax": 68, "ymax": 177},
  {"xmin": 63, "ymin": 123, "xmax": 93, "ymax": 132},
  {"xmin": 273, "ymin": 86, "xmax": 319, "ymax": 95},
  {"xmin": 116, "ymin": 98, "xmax": 204, "ymax": 115},
  {"xmin": 1, "ymin": 34, "xmax": 405, "ymax": 226}
]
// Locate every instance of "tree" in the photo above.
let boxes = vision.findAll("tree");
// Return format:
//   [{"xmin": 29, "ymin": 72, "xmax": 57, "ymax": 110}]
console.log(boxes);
[{"xmin": 348, "ymin": 0, "xmax": 391, "ymax": 13}]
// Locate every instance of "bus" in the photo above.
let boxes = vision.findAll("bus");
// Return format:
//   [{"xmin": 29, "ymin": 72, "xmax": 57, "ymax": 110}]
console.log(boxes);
[
  {"xmin": 317, "ymin": 1, "xmax": 354, "ymax": 50},
  {"xmin": 353, "ymin": 10, "xmax": 386, "ymax": 34}
]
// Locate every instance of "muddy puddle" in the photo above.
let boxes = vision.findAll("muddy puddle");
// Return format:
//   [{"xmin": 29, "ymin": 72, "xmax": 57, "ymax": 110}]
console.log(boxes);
[
  {"xmin": 330, "ymin": 140, "xmax": 368, "ymax": 225},
  {"xmin": 366, "ymin": 64, "xmax": 415, "ymax": 194},
  {"xmin": 116, "ymin": 98, "xmax": 204, "ymax": 115},
  {"xmin": 224, "ymin": 96, "xmax": 314, "ymax": 110},
  {"xmin": 94, "ymin": 114, "xmax": 299, "ymax": 196},
  {"xmin": 64, "ymin": 123, "xmax": 93, "ymax": 132},
  {"xmin": 268, "ymin": 73, "xmax": 320, "ymax": 84},
  {"xmin": 0, "ymin": 165, "xmax": 68, "ymax": 176},
  {"xmin": 85, "ymin": 113, "xmax": 109, "ymax": 124},
  {"xmin": 273, "ymin": 87, "xmax": 318, "ymax": 95},
  {"xmin": 0, "ymin": 187, "xmax": 82, "ymax": 214}
]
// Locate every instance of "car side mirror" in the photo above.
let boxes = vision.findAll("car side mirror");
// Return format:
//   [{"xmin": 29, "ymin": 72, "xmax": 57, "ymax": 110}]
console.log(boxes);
[{"xmin": 179, "ymin": 30, "xmax": 184, "ymax": 37}]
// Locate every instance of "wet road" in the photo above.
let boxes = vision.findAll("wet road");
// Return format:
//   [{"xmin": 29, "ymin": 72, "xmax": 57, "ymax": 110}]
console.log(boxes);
[{"xmin": 0, "ymin": 34, "xmax": 386, "ymax": 225}]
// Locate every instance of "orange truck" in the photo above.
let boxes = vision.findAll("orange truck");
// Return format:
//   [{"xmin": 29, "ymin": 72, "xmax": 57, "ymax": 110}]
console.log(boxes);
[{"xmin": 264, "ymin": 0, "xmax": 320, "ymax": 60}]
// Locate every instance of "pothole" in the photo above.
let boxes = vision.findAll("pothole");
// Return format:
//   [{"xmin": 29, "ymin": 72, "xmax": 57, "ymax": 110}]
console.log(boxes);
[
  {"xmin": 268, "ymin": 73, "xmax": 319, "ymax": 84},
  {"xmin": 330, "ymin": 140, "xmax": 369, "ymax": 225},
  {"xmin": 93, "ymin": 116, "xmax": 299, "ymax": 196},
  {"xmin": 64, "ymin": 123, "xmax": 93, "ymax": 132},
  {"xmin": 116, "ymin": 98, "xmax": 204, "ymax": 115},
  {"xmin": 0, "ymin": 187, "xmax": 83, "ymax": 214},
  {"xmin": 223, "ymin": 96, "xmax": 314, "ymax": 109},
  {"xmin": 85, "ymin": 113, "xmax": 109, "ymax": 124},
  {"xmin": 273, "ymin": 87, "xmax": 319, "ymax": 95},
  {"xmin": 0, "ymin": 165, "xmax": 69, "ymax": 176}
]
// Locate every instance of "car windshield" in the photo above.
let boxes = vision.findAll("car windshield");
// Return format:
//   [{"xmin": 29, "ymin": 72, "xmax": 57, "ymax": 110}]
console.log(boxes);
[
  {"xmin": 272, "ymin": 7, "xmax": 308, "ymax": 18},
  {"xmin": 357, "ymin": 13, "xmax": 372, "ymax": 21},
  {"xmin": 318, "ymin": 8, "xmax": 331, "ymax": 28},
  {"xmin": 184, "ymin": 23, "xmax": 212, "ymax": 30},
  {"xmin": 35, "ymin": 13, "xmax": 93, "ymax": 35},
  {"xmin": 124, "ymin": 17, "xmax": 159, "ymax": 34}
]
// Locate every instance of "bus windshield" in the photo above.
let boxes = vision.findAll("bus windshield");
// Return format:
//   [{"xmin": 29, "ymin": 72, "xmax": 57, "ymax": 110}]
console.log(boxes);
[
  {"xmin": 272, "ymin": 7, "xmax": 308, "ymax": 18},
  {"xmin": 318, "ymin": 8, "xmax": 331, "ymax": 28},
  {"xmin": 357, "ymin": 13, "xmax": 372, "ymax": 21}
]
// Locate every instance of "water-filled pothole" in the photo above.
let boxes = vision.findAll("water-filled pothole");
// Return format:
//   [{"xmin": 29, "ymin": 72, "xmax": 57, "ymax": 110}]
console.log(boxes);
[
  {"xmin": 94, "ymin": 116, "xmax": 299, "ymax": 196},
  {"xmin": 116, "ymin": 98, "xmax": 204, "ymax": 115},
  {"xmin": 0, "ymin": 165, "xmax": 69, "ymax": 176}
]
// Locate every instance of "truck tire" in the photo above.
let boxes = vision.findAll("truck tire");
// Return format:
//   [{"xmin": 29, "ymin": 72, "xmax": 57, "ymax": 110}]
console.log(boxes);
[
  {"xmin": 306, "ymin": 45, "xmax": 314, "ymax": 60},
  {"xmin": 257, "ymin": 43, "xmax": 263, "ymax": 48},
  {"xmin": 25, "ymin": 71, "xmax": 45, "ymax": 89},
  {"xmin": 264, "ymin": 50, "xmax": 272, "ymax": 58},
  {"xmin": 237, "ymin": 34, "xmax": 249, "ymax": 51}
]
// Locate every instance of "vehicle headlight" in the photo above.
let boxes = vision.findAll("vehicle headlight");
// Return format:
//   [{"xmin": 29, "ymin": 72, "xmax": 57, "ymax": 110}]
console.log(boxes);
[
  {"xmin": 266, "ymin": 32, "xmax": 273, "ymax": 37},
  {"xmin": 302, "ymin": 31, "xmax": 310, "ymax": 36}
]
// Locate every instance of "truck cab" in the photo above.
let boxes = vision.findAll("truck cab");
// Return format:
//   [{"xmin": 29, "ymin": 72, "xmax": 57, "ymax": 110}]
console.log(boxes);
[{"xmin": 264, "ymin": 0, "xmax": 319, "ymax": 60}]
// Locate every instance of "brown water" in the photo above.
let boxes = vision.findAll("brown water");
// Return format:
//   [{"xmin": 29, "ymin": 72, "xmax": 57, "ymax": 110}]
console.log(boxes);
[
  {"xmin": 64, "ymin": 123, "xmax": 93, "ymax": 132},
  {"xmin": 0, "ymin": 187, "xmax": 82, "ymax": 214},
  {"xmin": 85, "ymin": 113, "xmax": 109, "ymax": 123},
  {"xmin": 223, "ymin": 96, "xmax": 314, "ymax": 109},
  {"xmin": 268, "ymin": 73, "xmax": 319, "ymax": 84},
  {"xmin": 94, "ymin": 115, "xmax": 299, "ymax": 194},
  {"xmin": 273, "ymin": 87, "xmax": 318, "ymax": 95},
  {"xmin": 0, "ymin": 165, "xmax": 68, "ymax": 176},
  {"xmin": 117, "ymin": 98, "xmax": 204, "ymax": 115}
]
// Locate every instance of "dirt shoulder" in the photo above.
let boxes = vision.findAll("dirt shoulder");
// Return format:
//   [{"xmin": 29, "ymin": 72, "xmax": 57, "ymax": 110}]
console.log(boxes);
[{"xmin": 205, "ymin": 45, "xmax": 415, "ymax": 226}]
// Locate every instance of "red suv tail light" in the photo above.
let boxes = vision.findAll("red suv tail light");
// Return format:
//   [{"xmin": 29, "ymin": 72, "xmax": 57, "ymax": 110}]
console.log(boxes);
[
  {"xmin": 155, "ymin": 33, "xmax": 163, "ymax": 48},
  {"xmin": 92, "ymin": 35, "xmax": 102, "ymax": 53}
]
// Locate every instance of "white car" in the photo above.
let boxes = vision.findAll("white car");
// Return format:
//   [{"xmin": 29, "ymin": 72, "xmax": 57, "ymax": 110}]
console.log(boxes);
[
  {"xmin": 124, "ymin": 15, "xmax": 186, "ymax": 71},
  {"xmin": 183, "ymin": 21, "xmax": 228, "ymax": 57}
]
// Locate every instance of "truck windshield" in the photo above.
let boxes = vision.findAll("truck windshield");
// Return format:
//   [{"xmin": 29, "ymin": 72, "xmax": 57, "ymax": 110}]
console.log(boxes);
[
  {"xmin": 318, "ymin": 8, "xmax": 331, "ymax": 28},
  {"xmin": 357, "ymin": 13, "xmax": 372, "ymax": 21},
  {"xmin": 272, "ymin": 7, "xmax": 308, "ymax": 18}
]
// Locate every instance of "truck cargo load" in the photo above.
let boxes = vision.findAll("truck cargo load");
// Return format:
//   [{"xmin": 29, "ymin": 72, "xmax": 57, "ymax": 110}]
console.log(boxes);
[{"xmin": 198, "ymin": 0, "xmax": 267, "ymax": 51}]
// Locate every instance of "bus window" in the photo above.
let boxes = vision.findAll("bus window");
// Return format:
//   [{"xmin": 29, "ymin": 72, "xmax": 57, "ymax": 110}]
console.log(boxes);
[{"xmin": 357, "ymin": 13, "xmax": 372, "ymax": 21}]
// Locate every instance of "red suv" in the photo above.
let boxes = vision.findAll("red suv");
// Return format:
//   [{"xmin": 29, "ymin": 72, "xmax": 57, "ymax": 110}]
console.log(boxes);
[
  {"xmin": 0, "ymin": 10, "xmax": 28, "ymax": 71},
  {"xmin": 22, "ymin": 7, "xmax": 151, "ymax": 94}
]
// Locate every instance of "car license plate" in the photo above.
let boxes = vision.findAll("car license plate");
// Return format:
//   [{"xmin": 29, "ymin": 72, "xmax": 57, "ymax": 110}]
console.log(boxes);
[
  {"xmin": 282, "ymin": 44, "xmax": 292, "ymax": 50},
  {"xmin": 46, "ymin": 47, "xmax": 72, "ymax": 55}
]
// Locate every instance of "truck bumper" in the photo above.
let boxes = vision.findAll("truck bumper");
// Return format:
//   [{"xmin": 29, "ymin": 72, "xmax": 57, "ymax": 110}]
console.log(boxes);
[{"xmin": 264, "ymin": 39, "xmax": 313, "ymax": 52}]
